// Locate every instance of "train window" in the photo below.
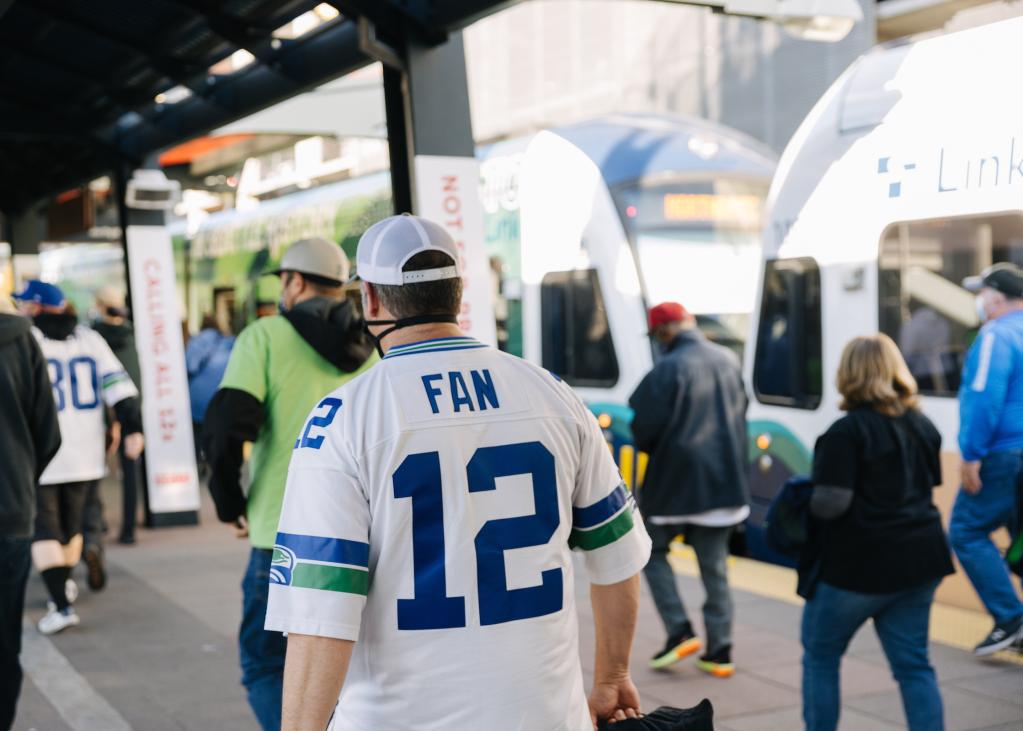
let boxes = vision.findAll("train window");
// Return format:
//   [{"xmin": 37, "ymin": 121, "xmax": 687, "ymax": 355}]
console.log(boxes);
[
  {"xmin": 878, "ymin": 213, "xmax": 1023, "ymax": 397},
  {"xmin": 753, "ymin": 258, "xmax": 822, "ymax": 409},
  {"xmin": 540, "ymin": 269, "xmax": 619, "ymax": 387}
]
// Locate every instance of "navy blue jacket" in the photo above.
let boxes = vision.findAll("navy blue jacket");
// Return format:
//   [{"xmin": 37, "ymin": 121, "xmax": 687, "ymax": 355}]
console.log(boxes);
[{"xmin": 629, "ymin": 329, "xmax": 750, "ymax": 518}]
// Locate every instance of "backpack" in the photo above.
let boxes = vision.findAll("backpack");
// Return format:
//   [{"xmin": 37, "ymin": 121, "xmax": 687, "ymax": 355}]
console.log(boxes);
[{"xmin": 764, "ymin": 475, "xmax": 814, "ymax": 560}]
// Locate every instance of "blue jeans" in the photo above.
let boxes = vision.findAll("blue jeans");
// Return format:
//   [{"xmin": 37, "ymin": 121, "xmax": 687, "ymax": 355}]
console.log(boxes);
[
  {"xmin": 0, "ymin": 536, "xmax": 31, "ymax": 731},
  {"xmin": 802, "ymin": 580, "xmax": 943, "ymax": 731},
  {"xmin": 240, "ymin": 548, "xmax": 287, "ymax": 731},
  {"xmin": 950, "ymin": 449, "xmax": 1023, "ymax": 624}
]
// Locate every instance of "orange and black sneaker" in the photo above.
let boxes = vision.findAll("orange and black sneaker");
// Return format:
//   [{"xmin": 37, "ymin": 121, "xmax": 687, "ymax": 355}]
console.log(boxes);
[
  {"xmin": 696, "ymin": 646, "xmax": 735, "ymax": 678},
  {"xmin": 650, "ymin": 628, "xmax": 702, "ymax": 670}
]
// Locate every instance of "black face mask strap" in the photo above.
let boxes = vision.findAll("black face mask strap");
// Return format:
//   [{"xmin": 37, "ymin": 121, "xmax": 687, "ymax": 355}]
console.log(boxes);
[{"xmin": 364, "ymin": 314, "xmax": 460, "ymax": 356}]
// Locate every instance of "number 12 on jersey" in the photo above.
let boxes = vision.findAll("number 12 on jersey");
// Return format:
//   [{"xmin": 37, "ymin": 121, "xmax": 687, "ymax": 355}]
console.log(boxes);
[{"xmin": 392, "ymin": 441, "xmax": 563, "ymax": 630}]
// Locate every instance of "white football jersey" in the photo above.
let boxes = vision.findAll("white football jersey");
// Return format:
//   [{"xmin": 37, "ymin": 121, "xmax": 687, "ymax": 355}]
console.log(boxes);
[
  {"xmin": 266, "ymin": 336, "xmax": 651, "ymax": 731},
  {"xmin": 35, "ymin": 325, "xmax": 139, "ymax": 485}
]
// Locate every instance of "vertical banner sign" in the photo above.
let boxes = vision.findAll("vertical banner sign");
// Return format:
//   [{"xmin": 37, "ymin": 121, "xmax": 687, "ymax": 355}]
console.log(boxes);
[
  {"xmin": 126, "ymin": 225, "xmax": 201, "ymax": 521},
  {"xmin": 413, "ymin": 155, "xmax": 498, "ymax": 346}
]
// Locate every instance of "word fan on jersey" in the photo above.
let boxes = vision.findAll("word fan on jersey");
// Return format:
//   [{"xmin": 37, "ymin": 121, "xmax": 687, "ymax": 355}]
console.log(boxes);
[{"xmin": 266, "ymin": 336, "xmax": 650, "ymax": 731}]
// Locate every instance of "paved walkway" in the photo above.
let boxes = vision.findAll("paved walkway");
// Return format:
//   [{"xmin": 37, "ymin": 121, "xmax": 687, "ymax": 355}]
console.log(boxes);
[{"xmin": 14, "ymin": 485, "xmax": 1023, "ymax": 731}]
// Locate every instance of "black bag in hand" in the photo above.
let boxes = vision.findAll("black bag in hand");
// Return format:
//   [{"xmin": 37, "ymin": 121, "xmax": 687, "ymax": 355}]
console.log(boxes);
[{"xmin": 597, "ymin": 699, "xmax": 714, "ymax": 731}]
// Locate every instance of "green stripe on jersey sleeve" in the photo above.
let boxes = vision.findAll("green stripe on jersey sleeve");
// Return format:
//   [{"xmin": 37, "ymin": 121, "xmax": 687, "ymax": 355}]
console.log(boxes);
[
  {"xmin": 291, "ymin": 563, "xmax": 369, "ymax": 595},
  {"xmin": 569, "ymin": 508, "xmax": 635, "ymax": 551}
]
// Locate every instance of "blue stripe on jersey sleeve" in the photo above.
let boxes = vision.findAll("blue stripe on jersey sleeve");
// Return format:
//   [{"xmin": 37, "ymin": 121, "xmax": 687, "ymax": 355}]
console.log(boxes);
[
  {"xmin": 274, "ymin": 532, "xmax": 369, "ymax": 568},
  {"xmin": 573, "ymin": 484, "xmax": 628, "ymax": 529}
]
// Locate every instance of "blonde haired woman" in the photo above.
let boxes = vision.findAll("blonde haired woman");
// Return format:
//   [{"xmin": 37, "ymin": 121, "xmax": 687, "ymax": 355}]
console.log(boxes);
[{"xmin": 802, "ymin": 334, "xmax": 953, "ymax": 731}]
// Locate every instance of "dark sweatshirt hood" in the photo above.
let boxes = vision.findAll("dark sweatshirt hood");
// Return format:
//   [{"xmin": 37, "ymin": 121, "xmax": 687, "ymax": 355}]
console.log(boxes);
[
  {"xmin": 0, "ymin": 313, "xmax": 30, "ymax": 346},
  {"xmin": 92, "ymin": 320, "xmax": 134, "ymax": 349},
  {"xmin": 34, "ymin": 311, "xmax": 78, "ymax": 341},
  {"xmin": 283, "ymin": 297, "xmax": 373, "ymax": 373}
]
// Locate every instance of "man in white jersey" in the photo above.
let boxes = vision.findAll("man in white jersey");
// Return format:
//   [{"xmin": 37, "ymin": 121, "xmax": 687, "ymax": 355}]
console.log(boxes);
[
  {"xmin": 13, "ymin": 281, "xmax": 144, "ymax": 635},
  {"xmin": 267, "ymin": 215, "xmax": 652, "ymax": 731}
]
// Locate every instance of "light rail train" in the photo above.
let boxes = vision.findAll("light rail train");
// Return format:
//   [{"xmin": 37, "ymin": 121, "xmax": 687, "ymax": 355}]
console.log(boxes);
[{"xmin": 744, "ymin": 17, "xmax": 1023, "ymax": 607}]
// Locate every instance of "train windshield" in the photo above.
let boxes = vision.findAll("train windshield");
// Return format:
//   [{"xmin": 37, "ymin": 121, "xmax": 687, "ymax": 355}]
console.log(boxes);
[{"xmin": 613, "ymin": 178, "xmax": 767, "ymax": 353}]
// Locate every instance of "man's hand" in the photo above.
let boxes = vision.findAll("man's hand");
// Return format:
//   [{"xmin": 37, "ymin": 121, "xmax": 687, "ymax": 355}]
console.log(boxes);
[
  {"xmin": 123, "ymin": 432, "xmax": 144, "ymax": 460},
  {"xmin": 234, "ymin": 515, "xmax": 249, "ymax": 539},
  {"xmin": 106, "ymin": 421, "xmax": 122, "ymax": 459},
  {"xmin": 961, "ymin": 460, "xmax": 983, "ymax": 494},
  {"xmin": 588, "ymin": 676, "xmax": 641, "ymax": 728}
]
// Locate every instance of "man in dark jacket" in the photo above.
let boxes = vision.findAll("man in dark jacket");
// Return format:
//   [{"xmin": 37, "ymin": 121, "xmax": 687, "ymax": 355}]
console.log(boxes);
[
  {"xmin": 89, "ymin": 286, "xmax": 145, "ymax": 568},
  {"xmin": 202, "ymin": 237, "xmax": 375, "ymax": 731},
  {"xmin": 0, "ymin": 295, "xmax": 61, "ymax": 730},
  {"xmin": 629, "ymin": 302, "xmax": 750, "ymax": 679}
]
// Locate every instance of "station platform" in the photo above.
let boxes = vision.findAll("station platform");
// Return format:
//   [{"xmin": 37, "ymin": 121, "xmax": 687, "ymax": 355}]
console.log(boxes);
[{"xmin": 13, "ymin": 481, "xmax": 1023, "ymax": 731}]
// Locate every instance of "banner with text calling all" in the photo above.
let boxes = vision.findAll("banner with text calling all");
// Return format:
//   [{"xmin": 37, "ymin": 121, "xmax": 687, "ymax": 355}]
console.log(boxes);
[
  {"xmin": 126, "ymin": 225, "xmax": 201, "ymax": 517},
  {"xmin": 413, "ymin": 155, "xmax": 498, "ymax": 347}
]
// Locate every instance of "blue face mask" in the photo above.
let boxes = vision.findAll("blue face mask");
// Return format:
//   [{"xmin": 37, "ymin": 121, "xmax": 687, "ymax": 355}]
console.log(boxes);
[{"xmin": 278, "ymin": 297, "xmax": 288, "ymax": 315}]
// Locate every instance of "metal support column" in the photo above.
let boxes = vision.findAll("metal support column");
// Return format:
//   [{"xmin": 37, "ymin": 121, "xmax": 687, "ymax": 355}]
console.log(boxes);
[{"xmin": 378, "ymin": 29, "xmax": 477, "ymax": 214}]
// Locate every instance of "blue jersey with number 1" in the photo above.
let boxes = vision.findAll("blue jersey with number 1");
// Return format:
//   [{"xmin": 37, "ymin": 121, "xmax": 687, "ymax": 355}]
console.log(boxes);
[{"xmin": 266, "ymin": 336, "xmax": 651, "ymax": 731}]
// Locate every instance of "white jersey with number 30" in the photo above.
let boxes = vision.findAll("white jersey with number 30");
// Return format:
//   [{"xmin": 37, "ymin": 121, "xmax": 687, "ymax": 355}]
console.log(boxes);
[
  {"xmin": 266, "ymin": 336, "xmax": 651, "ymax": 731},
  {"xmin": 35, "ymin": 325, "xmax": 139, "ymax": 485}
]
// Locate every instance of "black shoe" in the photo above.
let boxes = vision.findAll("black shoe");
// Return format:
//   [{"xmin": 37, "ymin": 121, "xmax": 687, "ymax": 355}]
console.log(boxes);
[
  {"xmin": 974, "ymin": 615, "xmax": 1023, "ymax": 656},
  {"xmin": 84, "ymin": 544, "xmax": 107, "ymax": 592},
  {"xmin": 118, "ymin": 533, "xmax": 136, "ymax": 545},
  {"xmin": 697, "ymin": 645, "xmax": 735, "ymax": 678},
  {"xmin": 650, "ymin": 626, "xmax": 702, "ymax": 669}
]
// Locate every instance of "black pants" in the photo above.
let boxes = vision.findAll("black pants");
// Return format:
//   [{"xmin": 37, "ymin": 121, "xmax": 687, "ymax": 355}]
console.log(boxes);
[
  {"xmin": 82, "ymin": 447, "xmax": 143, "ymax": 548},
  {"xmin": 0, "ymin": 536, "xmax": 31, "ymax": 731}
]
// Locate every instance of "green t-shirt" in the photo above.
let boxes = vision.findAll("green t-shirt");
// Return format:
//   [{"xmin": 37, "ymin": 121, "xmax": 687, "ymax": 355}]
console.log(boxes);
[{"xmin": 219, "ymin": 315, "xmax": 376, "ymax": 548}]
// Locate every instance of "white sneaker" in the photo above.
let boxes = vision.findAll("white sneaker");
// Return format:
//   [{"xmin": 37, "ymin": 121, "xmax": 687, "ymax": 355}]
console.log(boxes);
[
  {"xmin": 38, "ymin": 606, "xmax": 79, "ymax": 635},
  {"xmin": 65, "ymin": 578, "xmax": 79, "ymax": 605}
]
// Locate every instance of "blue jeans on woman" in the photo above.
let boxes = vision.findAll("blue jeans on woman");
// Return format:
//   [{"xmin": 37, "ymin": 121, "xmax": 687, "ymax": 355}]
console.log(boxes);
[
  {"xmin": 950, "ymin": 449, "xmax": 1023, "ymax": 625},
  {"xmin": 240, "ymin": 548, "xmax": 287, "ymax": 731},
  {"xmin": 802, "ymin": 580, "xmax": 943, "ymax": 731}
]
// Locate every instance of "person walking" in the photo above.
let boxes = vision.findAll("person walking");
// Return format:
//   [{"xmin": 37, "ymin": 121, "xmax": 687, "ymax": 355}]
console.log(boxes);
[
  {"xmin": 186, "ymin": 313, "xmax": 234, "ymax": 470},
  {"xmin": 14, "ymin": 281, "xmax": 144, "ymax": 635},
  {"xmin": 203, "ymin": 238, "xmax": 374, "ymax": 731},
  {"xmin": 0, "ymin": 293, "xmax": 61, "ymax": 731},
  {"xmin": 268, "ymin": 214, "xmax": 652, "ymax": 731},
  {"xmin": 89, "ymin": 286, "xmax": 144, "ymax": 558},
  {"xmin": 803, "ymin": 334, "xmax": 953, "ymax": 731},
  {"xmin": 628, "ymin": 302, "xmax": 750, "ymax": 678},
  {"xmin": 952, "ymin": 263, "xmax": 1023, "ymax": 654}
]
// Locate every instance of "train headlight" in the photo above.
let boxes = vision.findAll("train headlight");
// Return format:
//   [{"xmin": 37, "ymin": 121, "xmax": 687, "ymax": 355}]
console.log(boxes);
[
  {"xmin": 597, "ymin": 413, "xmax": 612, "ymax": 429},
  {"xmin": 756, "ymin": 434, "xmax": 771, "ymax": 451}
]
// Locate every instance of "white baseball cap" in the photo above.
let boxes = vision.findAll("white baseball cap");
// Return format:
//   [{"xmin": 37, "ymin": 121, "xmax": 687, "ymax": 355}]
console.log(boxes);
[
  {"xmin": 267, "ymin": 237, "xmax": 350, "ymax": 284},
  {"xmin": 356, "ymin": 214, "xmax": 461, "ymax": 286}
]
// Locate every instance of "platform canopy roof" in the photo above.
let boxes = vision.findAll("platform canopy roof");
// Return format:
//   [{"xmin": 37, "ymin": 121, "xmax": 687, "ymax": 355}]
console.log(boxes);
[{"xmin": 0, "ymin": 0, "xmax": 511, "ymax": 215}]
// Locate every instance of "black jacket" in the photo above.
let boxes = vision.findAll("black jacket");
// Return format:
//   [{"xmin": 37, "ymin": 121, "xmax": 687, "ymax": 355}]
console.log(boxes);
[
  {"xmin": 0, "ymin": 314, "xmax": 61, "ymax": 538},
  {"xmin": 629, "ymin": 329, "xmax": 750, "ymax": 518},
  {"xmin": 92, "ymin": 319, "xmax": 142, "ymax": 389},
  {"xmin": 203, "ymin": 297, "xmax": 373, "ymax": 523}
]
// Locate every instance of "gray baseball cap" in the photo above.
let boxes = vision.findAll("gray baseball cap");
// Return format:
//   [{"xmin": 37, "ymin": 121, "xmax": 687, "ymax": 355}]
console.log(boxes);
[
  {"xmin": 356, "ymin": 214, "xmax": 461, "ymax": 286},
  {"xmin": 267, "ymin": 237, "xmax": 350, "ymax": 284}
]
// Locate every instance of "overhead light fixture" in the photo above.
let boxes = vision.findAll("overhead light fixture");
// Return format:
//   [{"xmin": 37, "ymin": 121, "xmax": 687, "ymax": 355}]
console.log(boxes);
[{"xmin": 154, "ymin": 85, "xmax": 193, "ymax": 105}]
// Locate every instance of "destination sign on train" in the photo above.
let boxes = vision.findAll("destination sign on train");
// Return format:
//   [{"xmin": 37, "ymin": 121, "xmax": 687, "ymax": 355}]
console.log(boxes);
[{"xmin": 662, "ymin": 193, "xmax": 762, "ymax": 227}]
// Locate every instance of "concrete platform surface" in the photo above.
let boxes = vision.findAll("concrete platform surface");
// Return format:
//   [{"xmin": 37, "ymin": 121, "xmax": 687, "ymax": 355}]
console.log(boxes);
[{"xmin": 13, "ymin": 486, "xmax": 1023, "ymax": 731}]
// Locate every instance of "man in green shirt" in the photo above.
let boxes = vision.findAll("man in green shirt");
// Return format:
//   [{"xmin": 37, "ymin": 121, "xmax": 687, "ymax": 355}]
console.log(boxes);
[{"xmin": 203, "ymin": 237, "xmax": 374, "ymax": 731}]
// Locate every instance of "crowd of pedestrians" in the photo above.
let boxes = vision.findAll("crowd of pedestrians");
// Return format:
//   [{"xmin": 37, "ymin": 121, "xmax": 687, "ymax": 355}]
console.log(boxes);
[{"xmin": 3, "ymin": 221, "xmax": 1023, "ymax": 731}]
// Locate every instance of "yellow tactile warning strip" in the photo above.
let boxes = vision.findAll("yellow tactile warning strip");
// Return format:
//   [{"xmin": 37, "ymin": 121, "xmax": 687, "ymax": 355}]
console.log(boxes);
[{"xmin": 667, "ymin": 540, "xmax": 1023, "ymax": 664}]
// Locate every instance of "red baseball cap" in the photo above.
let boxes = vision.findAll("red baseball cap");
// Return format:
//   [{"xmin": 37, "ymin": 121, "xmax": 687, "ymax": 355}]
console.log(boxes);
[{"xmin": 647, "ymin": 302, "xmax": 689, "ymax": 333}]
